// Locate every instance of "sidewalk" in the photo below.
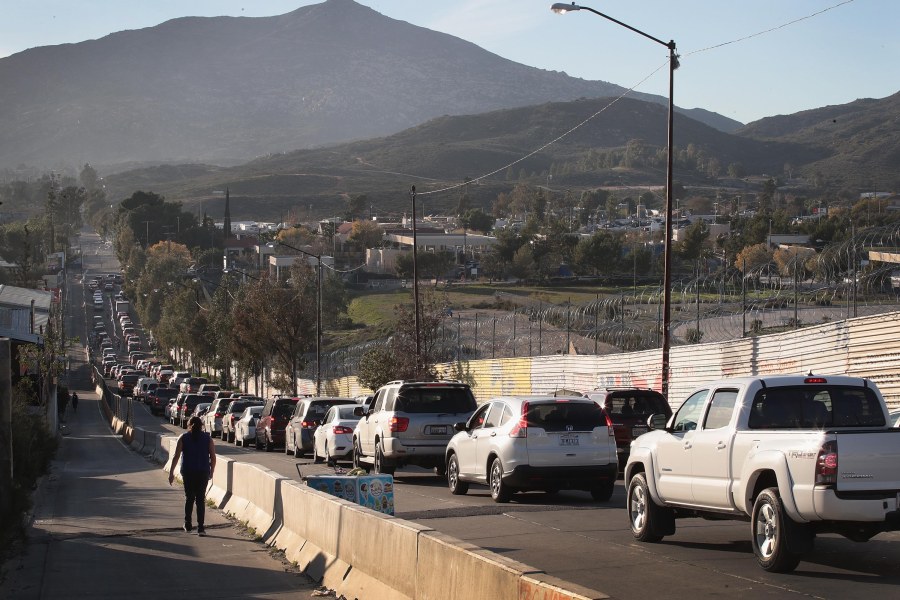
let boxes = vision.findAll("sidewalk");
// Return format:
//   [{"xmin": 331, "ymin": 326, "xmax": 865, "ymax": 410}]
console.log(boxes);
[{"xmin": 0, "ymin": 357, "xmax": 318, "ymax": 599}]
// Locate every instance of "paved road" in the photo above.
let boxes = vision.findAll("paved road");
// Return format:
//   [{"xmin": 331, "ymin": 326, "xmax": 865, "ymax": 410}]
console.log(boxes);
[
  {"xmin": 0, "ymin": 232, "xmax": 317, "ymax": 599},
  {"xmin": 94, "ymin": 229, "xmax": 900, "ymax": 600}
]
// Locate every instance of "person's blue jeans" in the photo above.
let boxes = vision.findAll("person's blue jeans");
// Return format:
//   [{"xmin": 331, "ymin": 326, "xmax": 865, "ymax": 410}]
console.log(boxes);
[{"xmin": 182, "ymin": 471, "xmax": 208, "ymax": 529}]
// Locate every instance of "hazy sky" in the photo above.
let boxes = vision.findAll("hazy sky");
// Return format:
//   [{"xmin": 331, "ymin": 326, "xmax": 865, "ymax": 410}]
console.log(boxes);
[{"xmin": 2, "ymin": 0, "xmax": 897, "ymax": 124}]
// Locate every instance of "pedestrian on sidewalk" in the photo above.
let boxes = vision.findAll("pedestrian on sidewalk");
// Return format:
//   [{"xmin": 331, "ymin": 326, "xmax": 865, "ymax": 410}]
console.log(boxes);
[
  {"xmin": 169, "ymin": 416, "xmax": 216, "ymax": 536},
  {"xmin": 71, "ymin": 392, "xmax": 79, "ymax": 413}
]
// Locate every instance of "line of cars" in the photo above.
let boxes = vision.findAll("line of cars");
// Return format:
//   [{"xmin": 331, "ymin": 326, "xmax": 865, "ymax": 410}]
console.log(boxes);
[{"xmin": 207, "ymin": 379, "xmax": 662, "ymax": 505}]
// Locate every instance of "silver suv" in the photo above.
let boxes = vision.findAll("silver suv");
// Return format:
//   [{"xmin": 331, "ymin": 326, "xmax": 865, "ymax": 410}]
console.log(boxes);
[{"xmin": 353, "ymin": 380, "xmax": 477, "ymax": 476}]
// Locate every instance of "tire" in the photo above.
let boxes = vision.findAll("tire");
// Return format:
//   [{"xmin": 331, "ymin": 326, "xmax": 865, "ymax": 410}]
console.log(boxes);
[
  {"xmin": 489, "ymin": 458, "xmax": 511, "ymax": 503},
  {"xmin": 591, "ymin": 479, "xmax": 616, "ymax": 502},
  {"xmin": 751, "ymin": 488, "xmax": 804, "ymax": 573},
  {"xmin": 447, "ymin": 454, "xmax": 468, "ymax": 495},
  {"xmin": 295, "ymin": 438, "xmax": 304, "ymax": 459},
  {"xmin": 374, "ymin": 442, "xmax": 395, "ymax": 475},
  {"xmin": 254, "ymin": 433, "xmax": 263, "ymax": 451},
  {"xmin": 434, "ymin": 462, "xmax": 446, "ymax": 478},
  {"xmin": 627, "ymin": 473, "xmax": 674, "ymax": 542},
  {"xmin": 265, "ymin": 434, "xmax": 274, "ymax": 452},
  {"xmin": 352, "ymin": 439, "xmax": 369, "ymax": 473}
]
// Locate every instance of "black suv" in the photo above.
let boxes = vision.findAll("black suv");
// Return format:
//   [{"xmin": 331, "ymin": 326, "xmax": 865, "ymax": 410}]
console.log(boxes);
[{"xmin": 587, "ymin": 387, "xmax": 671, "ymax": 469}]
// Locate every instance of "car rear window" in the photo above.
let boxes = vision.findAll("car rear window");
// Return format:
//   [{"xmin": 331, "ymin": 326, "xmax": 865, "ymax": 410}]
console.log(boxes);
[
  {"xmin": 525, "ymin": 401, "xmax": 606, "ymax": 432},
  {"xmin": 394, "ymin": 387, "xmax": 476, "ymax": 414},
  {"xmin": 748, "ymin": 385, "xmax": 885, "ymax": 429},
  {"xmin": 606, "ymin": 391, "xmax": 671, "ymax": 418},
  {"xmin": 273, "ymin": 401, "xmax": 298, "ymax": 418},
  {"xmin": 308, "ymin": 400, "xmax": 355, "ymax": 419},
  {"xmin": 155, "ymin": 388, "xmax": 177, "ymax": 399}
]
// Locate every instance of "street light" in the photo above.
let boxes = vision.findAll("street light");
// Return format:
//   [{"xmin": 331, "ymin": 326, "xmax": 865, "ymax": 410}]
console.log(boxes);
[
  {"xmin": 267, "ymin": 240, "xmax": 322, "ymax": 395},
  {"xmin": 552, "ymin": 2, "xmax": 679, "ymax": 395},
  {"xmin": 410, "ymin": 186, "xmax": 421, "ymax": 377}
]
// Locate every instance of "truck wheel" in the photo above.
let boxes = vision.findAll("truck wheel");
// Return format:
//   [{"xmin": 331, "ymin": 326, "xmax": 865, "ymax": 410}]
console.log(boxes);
[
  {"xmin": 489, "ymin": 458, "xmax": 511, "ymax": 503},
  {"xmin": 352, "ymin": 439, "xmax": 367, "ymax": 472},
  {"xmin": 374, "ymin": 442, "xmax": 395, "ymax": 475},
  {"xmin": 627, "ymin": 473, "xmax": 673, "ymax": 542},
  {"xmin": 447, "ymin": 454, "xmax": 468, "ymax": 495},
  {"xmin": 751, "ymin": 488, "xmax": 803, "ymax": 573}
]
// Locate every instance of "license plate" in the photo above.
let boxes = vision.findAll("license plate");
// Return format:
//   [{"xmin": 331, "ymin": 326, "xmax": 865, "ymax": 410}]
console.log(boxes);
[
  {"xmin": 632, "ymin": 426, "xmax": 649, "ymax": 437},
  {"xmin": 428, "ymin": 425, "xmax": 447, "ymax": 435},
  {"xmin": 559, "ymin": 434, "xmax": 579, "ymax": 446}
]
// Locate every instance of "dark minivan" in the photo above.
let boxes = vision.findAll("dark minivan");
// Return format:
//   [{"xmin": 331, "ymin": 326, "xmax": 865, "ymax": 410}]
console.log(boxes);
[
  {"xmin": 587, "ymin": 387, "xmax": 671, "ymax": 469},
  {"xmin": 255, "ymin": 397, "xmax": 301, "ymax": 451}
]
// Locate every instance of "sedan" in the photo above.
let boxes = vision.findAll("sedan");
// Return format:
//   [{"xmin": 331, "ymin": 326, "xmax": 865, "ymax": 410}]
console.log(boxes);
[
  {"xmin": 445, "ymin": 396, "xmax": 619, "ymax": 503},
  {"xmin": 312, "ymin": 405, "xmax": 360, "ymax": 464},
  {"xmin": 235, "ymin": 406, "xmax": 264, "ymax": 447}
]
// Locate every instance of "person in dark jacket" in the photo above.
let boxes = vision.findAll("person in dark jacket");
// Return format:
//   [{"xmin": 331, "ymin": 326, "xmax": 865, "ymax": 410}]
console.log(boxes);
[
  {"xmin": 169, "ymin": 416, "xmax": 216, "ymax": 535},
  {"xmin": 71, "ymin": 392, "xmax": 79, "ymax": 413}
]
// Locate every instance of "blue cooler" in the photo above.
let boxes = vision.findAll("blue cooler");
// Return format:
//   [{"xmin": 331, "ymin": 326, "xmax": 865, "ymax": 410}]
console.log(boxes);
[{"xmin": 307, "ymin": 474, "xmax": 395, "ymax": 515}]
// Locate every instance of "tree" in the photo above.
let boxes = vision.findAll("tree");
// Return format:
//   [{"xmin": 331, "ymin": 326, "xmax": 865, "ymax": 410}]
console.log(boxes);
[
  {"xmin": 459, "ymin": 209, "xmax": 493, "ymax": 234},
  {"xmin": 677, "ymin": 221, "xmax": 709, "ymax": 261},
  {"xmin": 357, "ymin": 346, "xmax": 394, "ymax": 391},
  {"xmin": 348, "ymin": 219, "xmax": 383, "ymax": 249},
  {"xmin": 231, "ymin": 266, "xmax": 317, "ymax": 395},
  {"xmin": 735, "ymin": 243, "xmax": 773, "ymax": 274},
  {"xmin": 0, "ymin": 220, "xmax": 45, "ymax": 287},
  {"xmin": 574, "ymin": 231, "xmax": 623, "ymax": 276},
  {"xmin": 346, "ymin": 194, "xmax": 368, "ymax": 220}
]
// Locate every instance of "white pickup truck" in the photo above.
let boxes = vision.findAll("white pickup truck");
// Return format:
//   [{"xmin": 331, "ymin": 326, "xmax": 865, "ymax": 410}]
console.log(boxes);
[{"xmin": 625, "ymin": 374, "xmax": 900, "ymax": 572}]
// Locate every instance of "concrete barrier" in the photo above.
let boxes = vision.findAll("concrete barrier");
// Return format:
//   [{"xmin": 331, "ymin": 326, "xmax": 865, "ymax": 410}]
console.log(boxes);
[
  {"xmin": 416, "ymin": 531, "xmax": 540, "ymax": 600},
  {"xmin": 127, "ymin": 426, "xmax": 143, "ymax": 451},
  {"xmin": 208, "ymin": 455, "xmax": 234, "ymax": 507},
  {"xmin": 518, "ymin": 574, "xmax": 608, "ymax": 600},
  {"xmin": 222, "ymin": 462, "xmax": 286, "ymax": 540},
  {"xmin": 335, "ymin": 503, "xmax": 431, "ymax": 600},
  {"xmin": 159, "ymin": 436, "xmax": 178, "ymax": 472},
  {"xmin": 140, "ymin": 431, "xmax": 159, "ymax": 457},
  {"xmin": 273, "ymin": 482, "xmax": 351, "ymax": 584}
]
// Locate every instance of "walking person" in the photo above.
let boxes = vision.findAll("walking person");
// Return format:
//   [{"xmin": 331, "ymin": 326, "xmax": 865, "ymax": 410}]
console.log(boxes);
[
  {"xmin": 71, "ymin": 392, "xmax": 79, "ymax": 413},
  {"xmin": 168, "ymin": 416, "xmax": 216, "ymax": 535}
]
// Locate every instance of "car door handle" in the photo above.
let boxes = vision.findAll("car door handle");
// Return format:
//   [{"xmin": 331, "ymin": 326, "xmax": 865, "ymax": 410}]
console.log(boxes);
[
  {"xmin": 490, "ymin": 432, "xmax": 497, "ymax": 437},
  {"xmin": 716, "ymin": 442, "xmax": 727, "ymax": 450},
  {"xmin": 683, "ymin": 442, "xmax": 692, "ymax": 450}
]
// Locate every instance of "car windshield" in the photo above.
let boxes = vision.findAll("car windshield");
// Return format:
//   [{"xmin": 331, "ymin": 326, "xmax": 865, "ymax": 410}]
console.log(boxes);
[
  {"xmin": 525, "ymin": 401, "xmax": 606, "ymax": 432},
  {"xmin": 606, "ymin": 391, "xmax": 670, "ymax": 417},
  {"xmin": 748, "ymin": 385, "xmax": 885, "ymax": 429},
  {"xmin": 394, "ymin": 387, "xmax": 475, "ymax": 414}
]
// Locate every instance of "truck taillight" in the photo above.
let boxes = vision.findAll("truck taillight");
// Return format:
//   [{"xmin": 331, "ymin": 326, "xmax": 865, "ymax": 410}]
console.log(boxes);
[
  {"xmin": 815, "ymin": 440, "xmax": 838, "ymax": 486},
  {"xmin": 333, "ymin": 426, "xmax": 354, "ymax": 435},
  {"xmin": 389, "ymin": 416, "xmax": 409, "ymax": 433},
  {"xmin": 509, "ymin": 401, "xmax": 530, "ymax": 438}
]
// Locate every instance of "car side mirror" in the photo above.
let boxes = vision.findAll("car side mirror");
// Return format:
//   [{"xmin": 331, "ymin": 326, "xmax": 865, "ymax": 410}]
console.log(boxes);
[
  {"xmin": 454, "ymin": 421, "xmax": 467, "ymax": 432},
  {"xmin": 647, "ymin": 414, "xmax": 668, "ymax": 430},
  {"xmin": 353, "ymin": 406, "xmax": 365, "ymax": 417}
]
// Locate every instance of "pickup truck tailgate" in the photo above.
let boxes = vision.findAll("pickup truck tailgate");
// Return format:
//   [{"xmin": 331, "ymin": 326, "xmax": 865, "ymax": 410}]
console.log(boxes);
[{"xmin": 835, "ymin": 430, "xmax": 900, "ymax": 492}]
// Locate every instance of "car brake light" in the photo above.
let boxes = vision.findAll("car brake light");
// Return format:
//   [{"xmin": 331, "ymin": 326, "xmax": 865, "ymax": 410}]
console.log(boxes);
[
  {"xmin": 509, "ymin": 401, "xmax": 529, "ymax": 438},
  {"xmin": 301, "ymin": 420, "xmax": 316, "ymax": 428},
  {"xmin": 389, "ymin": 416, "xmax": 409, "ymax": 433},
  {"xmin": 333, "ymin": 425, "xmax": 354, "ymax": 435},
  {"xmin": 215, "ymin": 412, "xmax": 224, "ymax": 418},
  {"xmin": 815, "ymin": 440, "xmax": 838, "ymax": 485},
  {"xmin": 601, "ymin": 404, "xmax": 616, "ymax": 436},
  {"xmin": 805, "ymin": 377, "xmax": 828, "ymax": 384}
]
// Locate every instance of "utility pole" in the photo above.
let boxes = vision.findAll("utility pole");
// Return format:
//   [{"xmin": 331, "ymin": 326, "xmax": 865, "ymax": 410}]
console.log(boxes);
[{"xmin": 0, "ymin": 338, "xmax": 12, "ymax": 519}]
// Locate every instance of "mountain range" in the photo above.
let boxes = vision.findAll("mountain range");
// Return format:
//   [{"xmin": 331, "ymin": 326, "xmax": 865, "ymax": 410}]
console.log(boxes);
[{"xmin": 0, "ymin": 0, "xmax": 740, "ymax": 171}]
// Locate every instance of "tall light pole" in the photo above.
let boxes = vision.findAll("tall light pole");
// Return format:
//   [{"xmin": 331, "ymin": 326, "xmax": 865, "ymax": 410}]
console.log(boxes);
[
  {"xmin": 268, "ymin": 240, "xmax": 322, "ymax": 395},
  {"xmin": 551, "ymin": 2, "xmax": 678, "ymax": 395},
  {"xmin": 410, "ymin": 186, "xmax": 422, "ymax": 377}
]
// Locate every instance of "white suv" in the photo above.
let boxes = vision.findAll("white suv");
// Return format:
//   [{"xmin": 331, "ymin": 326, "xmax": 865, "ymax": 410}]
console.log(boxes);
[
  {"xmin": 445, "ymin": 395, "xmax": 618, "ymax": 503},
  {"xmin": 353, "ymin": 380, "xmax": 477, "ymax": 476}
]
